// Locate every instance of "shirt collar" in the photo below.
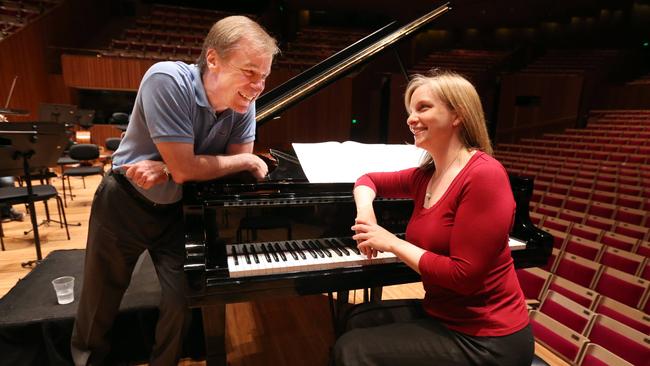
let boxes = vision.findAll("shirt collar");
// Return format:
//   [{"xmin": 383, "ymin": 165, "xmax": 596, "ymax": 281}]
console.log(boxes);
[{"xmin": 191, "ymin": 64, "xmax": 211, "ymax": 110}]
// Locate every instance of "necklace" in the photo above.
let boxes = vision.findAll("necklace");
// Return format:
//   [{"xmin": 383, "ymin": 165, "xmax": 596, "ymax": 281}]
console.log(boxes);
[{"xmin": 425, "ymin": 148, "xmax": 464, "ymax": 202}]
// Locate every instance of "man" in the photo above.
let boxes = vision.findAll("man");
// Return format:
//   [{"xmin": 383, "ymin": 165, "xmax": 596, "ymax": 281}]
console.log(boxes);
[{"xmin": 71, "ymin": 16, "xmax": 279, "ymax": 365}]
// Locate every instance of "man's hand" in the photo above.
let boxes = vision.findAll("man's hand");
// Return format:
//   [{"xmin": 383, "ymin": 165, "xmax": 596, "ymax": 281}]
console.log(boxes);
[
  {"xmin": 121, "ymin": 160, "xmax": 169, "ymax": 189},
  {"xmin": 243, "ymin": 153, "xmax": 268, "ymax": 180}
]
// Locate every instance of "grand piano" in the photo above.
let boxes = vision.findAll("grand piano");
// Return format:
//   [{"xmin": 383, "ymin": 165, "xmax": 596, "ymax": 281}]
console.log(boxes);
[{"xmin": 182, "ymin": 4, "xmax": 553, "ymax": 365}]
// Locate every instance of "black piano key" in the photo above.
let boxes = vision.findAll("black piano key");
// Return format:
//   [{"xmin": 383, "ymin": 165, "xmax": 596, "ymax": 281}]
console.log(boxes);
[
  {"xmin": 231, "ymin": 246, "xmax": 239, "ymax": 266},
  {"xmin": 284, "ymin": 242, "xmax": 299, "ymax": 260},
  {"xmin": 341, "ymin": 237, "xmax": 361, "ymax": 255},
  {"xmin": 307, "ymin": 240, "xmax": 325, "ymax": 258},
  {"xmin": 249, "ymin": 244, "xmax": 260, "ymax": 264},
  {"xmin": 266, "ymin": 243, "xmax": 280, "ymax": 262},
  {"xmin": 330, "ymin": 238, "xmax": 350, "ymax": 256},
  {"xmin": 291, "ymin": 241, "xmax": 307, "ymax": 260},
  {"xmin": 242, "ymin": 244, "xmax": 251, "ymax": 265},
  {"xmin": 312, "ymin": 240, "xmax": 331, "ymax": 257},
  {"xmin": 273, "ymin": 243, "xmax": 287, "ymax": 261},
  {"xmin": 301, "ymin": 240, "xmax": 318, "ymax": 259},
  {"xmin": 324, "ymin": 239, "xmax": 343, "ymax": 256},
  {"xmin": 261, "ymin": 243, "xmax": 272, "ymax": 263}
]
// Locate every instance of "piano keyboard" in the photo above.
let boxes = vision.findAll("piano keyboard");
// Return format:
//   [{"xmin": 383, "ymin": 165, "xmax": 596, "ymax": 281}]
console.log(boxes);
[{"xmin": 226, "ymin": 236, "xmax": 527, "ymax": 278}]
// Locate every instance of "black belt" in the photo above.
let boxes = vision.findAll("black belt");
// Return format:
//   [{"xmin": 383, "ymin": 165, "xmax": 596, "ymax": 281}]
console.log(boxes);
[{"xmin": 108, "ymin": 171, "xmax": 181, "ymax": 211}]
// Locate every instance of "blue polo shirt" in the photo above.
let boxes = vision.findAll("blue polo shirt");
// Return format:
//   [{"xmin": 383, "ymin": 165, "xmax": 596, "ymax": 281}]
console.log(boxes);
[{"xmin": 112, "ymin": 61, "xmax": 256, "ymax": 204}]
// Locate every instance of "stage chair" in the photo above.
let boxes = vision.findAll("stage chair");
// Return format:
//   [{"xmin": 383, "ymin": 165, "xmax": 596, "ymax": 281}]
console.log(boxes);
[
  {"xmin": 592, "ymin": 295, "xmax": 650, "ymax": 335},
  {"xmin": 61, "ymin": 144, "xmax": 104, "ymax": 204},
  {"xmin": 0, "ymin": 184, "xmax": 70, "ymax": 250},
  {"xmin": 539, "ymin": 290, "xmax": 595, "ymax": 334},
  {"xmin": 598, "ymin": 247, "xmax": 645, "ymax": 276},
  {"xmin": 516, "ymin": 267, "xmax": 552, "ymax": 303},
  {"xmin": 529, "ymin": 310, "xmax": 589, "ymax": 365},
  {"xmin": 600, "ymin": 231, "xmax": 638, "ymax": 252},
  {"xmin": 569, "ymin": 223, "xmax": 602, "ymax": 242},
  {"xmin": 592, "ymin": 267, "xmax": 650, "ymax": 308},
  {"xmin": 613, "ymin": 222, "xmax": 649, "ymax": 241},
  {"xmin": 554, "ymin": 252, "xmax": 603, "ymax": 288},
  {"xmin": 576, "ymin": 343, "xmax": 633, "ymax": 366},
  {"xmin": 563, "ymin": 236, "xmax": 604, "ymax": 261},
  {"xmin": 546, "ymin": 275, "xmax": 600, "ymax": 309},
  {"xmin": 583, "ymin": 314, "xmax": 650, "ymax": 366}
]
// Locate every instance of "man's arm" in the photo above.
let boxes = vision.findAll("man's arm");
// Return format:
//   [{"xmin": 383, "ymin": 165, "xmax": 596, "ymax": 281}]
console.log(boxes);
[{"xmin": 156, "ymin": 141, "xmax": 267, "ymax": 184}]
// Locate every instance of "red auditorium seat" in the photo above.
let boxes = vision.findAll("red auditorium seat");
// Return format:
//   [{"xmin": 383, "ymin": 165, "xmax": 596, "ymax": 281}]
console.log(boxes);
[
  {"xmin": 564, "ymin": 197, "xmax": 590, "ymax": 213},
  {"xmin": 613, "ymin": 222, "xmax": 649, "ymax": 241},
  {"xmin": 542, "ymin": 228, "xmax": 568, "ymax": 250},
  {"xmin": 543, "ymin": 217, "xmax": 573, "ymax": 233},
  {"xmin": 592, "ymin": 296, "xmax": 650, "ymax": 335},
  {"xmin": 558, "ymin": 209, "xmax": 586, "ymax": 225},
  {"xmin": 636, "ymin": 241, "xmax": 650, "ymax": 258},
  {"xmin": 598, "ymin": 247, "xmax": 645, "ymax": 276},
  {"xmin": 547, "ymin": 275, "xmax": 599, "ymax": 308},
  {"xmin": 592, "ymin": 267, "xmax": 650, "ymax": 308},
  {"xmin": 539, "ymin": 290, "xmax": 595, "ymax": 333},
  {"xmin": 587, "ymin": 202, "xmax": 616, "ymax": 220},
  {"xmin": 563, "ymin": 236, "xmax": 604, "ymax": 261},
  {"xmin": 529, "ymin": 310, "xmax": 589, "ymax": 364},
  {"xmin": 614, "ymin": 207, "xmax": 646, "ymax": 226},
  {"xmin": 569, "ymin": 224, "xmax": 602, "ymax": 242},
  {"xmin": 576, "ymin": 343, "xmax": 633, "ymax": 366},
  {"xmin": 639, "ymin": 260, "xmax": 650, "ymax": 281},
  {"xmin": 600, "ymin": 231, "xmax": 638, "ymax": 252},
  {"xmin": 583, "ymin": 314, "xmax": 650, "ymax": 366},
  {"xmin": 554, "ymin": 252, "xmax": 603, "ymax": 288},
  {"xmin": 516, "ymin": 267, "xmax": 552, "ymax": 302},
  {"xmin": 582, "ymin": 215, "xmax": 614, "ymax": 231}
]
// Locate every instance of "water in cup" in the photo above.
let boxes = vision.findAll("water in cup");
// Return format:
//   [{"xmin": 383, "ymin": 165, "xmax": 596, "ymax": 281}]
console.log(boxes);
[{"xmin": 52, "ymin": 276, "xmax": 75, "ymax": 305}]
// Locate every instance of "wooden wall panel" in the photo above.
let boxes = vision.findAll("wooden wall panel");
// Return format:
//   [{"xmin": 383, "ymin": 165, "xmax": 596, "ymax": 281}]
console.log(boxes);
[
  {"xmin": 61, "ymin": 55, "xmax": 157, "ymax": 91},
  {"xmin": 592, "ymin": 84, "xmax": 650, "ymax": 110},
  {"xmin": 90, "ymin": 125, "xmax": 123, "ymax": 147},
  {"xmin": 496, "ymin": 73, "xmax": 583, "ymax": 143}
]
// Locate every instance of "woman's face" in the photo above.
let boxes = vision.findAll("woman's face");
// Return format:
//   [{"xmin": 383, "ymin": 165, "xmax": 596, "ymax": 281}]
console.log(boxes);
[{"xmin": 406, "ymin": 85, "xmax": 460, "ymax": 150}]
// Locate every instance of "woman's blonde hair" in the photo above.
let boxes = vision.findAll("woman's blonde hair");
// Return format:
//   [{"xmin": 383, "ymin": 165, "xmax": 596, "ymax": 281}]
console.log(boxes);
[
  {"xmin": 197, "ymin": 16, "xmax": 280, "ymax": 74},
  {"xmin": 404, "ymin": 70, "xmax": 493, "ymax": 168}
]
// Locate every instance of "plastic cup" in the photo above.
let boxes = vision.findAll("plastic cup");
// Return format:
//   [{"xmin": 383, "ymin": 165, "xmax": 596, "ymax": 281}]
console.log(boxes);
[{"xmin": 52, "ymin": 276, "xmax": 75, "ymax": 304}]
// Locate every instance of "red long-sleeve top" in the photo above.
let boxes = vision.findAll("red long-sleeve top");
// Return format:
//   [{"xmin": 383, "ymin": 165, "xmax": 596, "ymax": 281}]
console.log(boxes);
[{"xmin": 355, "ymin": 151, "xmax": 529, "ymax": 336}]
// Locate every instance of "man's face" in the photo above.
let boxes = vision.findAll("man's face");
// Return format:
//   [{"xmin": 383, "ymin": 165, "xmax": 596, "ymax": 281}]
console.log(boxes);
[{"xmin": 206, "ymin": 39, "xmax": 273, "ymax": 114}]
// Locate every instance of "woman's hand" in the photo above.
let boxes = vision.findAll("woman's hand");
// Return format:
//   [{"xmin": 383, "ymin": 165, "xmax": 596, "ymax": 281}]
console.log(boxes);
[
  {"xmin": 351, "ymin": 218, "xmax": 401, "ymax": 259},
  {"xmin": 121, "ymin": 160, "xmax": 169, "ymax": 189}
]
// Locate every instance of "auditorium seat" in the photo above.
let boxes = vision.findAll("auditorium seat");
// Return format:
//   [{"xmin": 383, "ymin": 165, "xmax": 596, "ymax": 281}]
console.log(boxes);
[
  {"xmin": 592, "ymin": 267, "xmax": 650, "ymax": 308},
  {"xmin": 592, "ymin": 296, "xmax": 650, "ymax": 335},
  {"xmin": 535, "ymin": 203, "xmax": 560, "ymax": 217},
  {"xmin": 547, "ymin": 276, "xmax": 600, "ymax": 308},
  {"xmin": 563, "ymin": 236, "xmax": 604, "ymax": 261},
  {"xmin": 598, "ymin": 247, "xmax": 645, "ymax": 276},
  {"xmin": 529, "ymin": 310, "xmax": 589, "ymax": 364},
  {"xmin": 587, "ymin": 202, "xmax": 615, "ymax": 220},
  {"xmin": 576, "ymin": 343, "xmax": 633, "ymax": 366},
  {"xmin": 613, "ymin": 222, "xmax": 649, "ymax": 241},
  {"xmin": 542, "ymin": 248, "xmax": 561, "ymax": 272},
  {"xmin": 599, "ymin": 231, "xmax": 638, "ymax": 252},
  {"xmin": 539, "ymin": 290, "xmax": 595, "ymax": 333},
  {"xmin": 543, "ymin": 217, "xmax": 572, "ymax": 233},
  {"xmin": 614, "ymin": 207, "xmax": 646, "ymax": 226},
  {"xmin": 554, "ymin": 252, "xmax": 603, "ymax": 288},
  {"xmin": 530, "ymin": 212, "xmax": 545, "ymax": 226},
  {"xmin": 635, "ymin": 241, "xmax": 650, "ymax": 258},
  {"xmin": 582, "ymin": 215, "xmax": 614, "ymax": 231},
  {"xmin": 558, "ymin": 209, "xmax": 586, "ymax": 225},
  {"xmin": 583, "ymin": 314, "xmax": 650, "ymax": 366},
  {"xmin": 569, "ymin": 224, "xmax": 602, "ymax": 242},
  {"xmin": 564, "ymin": 197, "xmax": 590, "ymax": 213},
  {"xmin": 516, "ymin": 267, "xmax": 552, "ymax": 302},
  {"xmin": 542, "ymin": 228, "xmax": 568, "ymax": 250}
]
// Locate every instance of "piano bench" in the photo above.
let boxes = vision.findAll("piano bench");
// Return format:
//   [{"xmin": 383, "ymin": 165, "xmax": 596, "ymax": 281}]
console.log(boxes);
[{"xmin": 236, "ymin": 216, "xmax": 292, "ymax": 242}]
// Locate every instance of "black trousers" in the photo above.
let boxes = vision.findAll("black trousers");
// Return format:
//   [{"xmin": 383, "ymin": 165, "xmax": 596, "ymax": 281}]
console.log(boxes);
[
  {"xmin": 70, "ymin": 173, "xmax": 190, "ymax": 366},
  {"xmin": 332, "ymin": 299, "xmax": 534, "ymax": 366}
]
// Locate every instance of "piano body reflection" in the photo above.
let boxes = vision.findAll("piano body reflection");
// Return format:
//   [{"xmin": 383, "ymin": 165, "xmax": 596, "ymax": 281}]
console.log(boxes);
[{"xmin": 182, "ymin": 4, "xmax": 552, "ymax": 365}]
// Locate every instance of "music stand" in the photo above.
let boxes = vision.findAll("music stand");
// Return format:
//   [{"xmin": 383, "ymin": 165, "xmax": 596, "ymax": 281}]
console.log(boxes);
[
  {"xmin": 0, "ymin": 122, "xmax": 68, "ymax": 266},
  {"xmin": 38, "ymin": 103, "xmax": 77, "ymax": 125}
]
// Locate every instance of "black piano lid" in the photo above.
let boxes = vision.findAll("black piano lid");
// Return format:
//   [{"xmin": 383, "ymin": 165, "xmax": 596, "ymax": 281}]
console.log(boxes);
[{"xmin": 255, "ymin": 2, "xmax": 451, "ymax": 126}]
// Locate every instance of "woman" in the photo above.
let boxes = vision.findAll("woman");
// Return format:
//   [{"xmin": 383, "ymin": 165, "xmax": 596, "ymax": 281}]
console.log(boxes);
[{"xmin": 332, "ymin": 71, "xmax": 533, "ymax": 366}]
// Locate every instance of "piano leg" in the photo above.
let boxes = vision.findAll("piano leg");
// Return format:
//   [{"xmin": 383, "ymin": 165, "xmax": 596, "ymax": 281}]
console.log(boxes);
[
  {"xmin": 201, "ymin": 303, "xmax": 227, "ymax": 366},
  {"xmin": 370, "ymin": 286, "xmax": 383, "ymax": 302}
]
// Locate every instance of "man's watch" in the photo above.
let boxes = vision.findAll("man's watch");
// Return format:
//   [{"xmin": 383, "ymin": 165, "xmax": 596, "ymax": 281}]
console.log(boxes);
[{"xmin": 162, "ymin": 164, "xmax": 171, "ymax": 180}]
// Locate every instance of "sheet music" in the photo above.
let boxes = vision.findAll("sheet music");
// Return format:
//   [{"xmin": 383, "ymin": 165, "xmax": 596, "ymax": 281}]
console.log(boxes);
[{"xmin": 292, "ymin": 141, "xmax": 426, "ymax": 183}]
